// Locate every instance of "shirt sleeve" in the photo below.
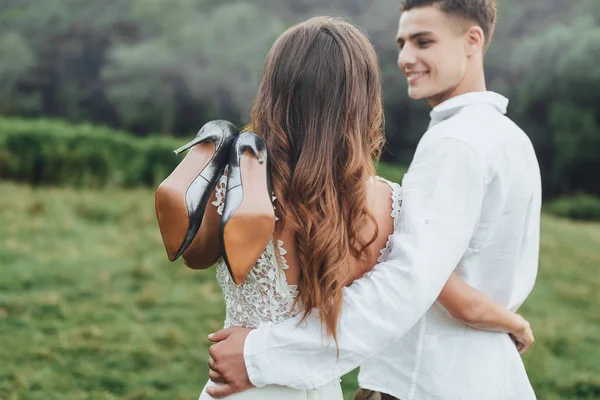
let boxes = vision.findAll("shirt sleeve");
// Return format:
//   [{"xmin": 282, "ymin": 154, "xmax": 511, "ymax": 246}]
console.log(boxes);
[{"xmin": 243, "ymin": 137, "xmax": 487, "ymax": 389}]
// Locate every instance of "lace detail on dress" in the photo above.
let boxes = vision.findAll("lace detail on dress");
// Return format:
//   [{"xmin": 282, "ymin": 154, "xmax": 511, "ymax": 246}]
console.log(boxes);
[
  {"xmin": 215, "ymin": 240, "xmax": 299, "ymax": 328},
  {"xmin": 212, "ymin": 165, "xmax": 277, "ymax": 219},
  {"xmin": 209, "ymin": 172, "xmax": 401, "ymax": 328},
  {"xmin": 374, "ymin": 176, "xmax": 403, "ymax": 262},
  {"xmin": 211, "ymin": 166, "xmax": 228, "ymax": 216},
  {"xmin": 211, "ymin": 169, "xmax": 299, "ymax": 329}
]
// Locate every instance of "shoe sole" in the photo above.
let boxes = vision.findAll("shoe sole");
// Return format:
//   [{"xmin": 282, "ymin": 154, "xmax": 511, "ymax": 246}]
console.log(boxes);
[
  {"xmin": 155, "ymin": 142, "xmax": 220, "ymax": 263},
  {"xmin": 223, "ymin": 152, "xmax": 275, "ymax": 285}
]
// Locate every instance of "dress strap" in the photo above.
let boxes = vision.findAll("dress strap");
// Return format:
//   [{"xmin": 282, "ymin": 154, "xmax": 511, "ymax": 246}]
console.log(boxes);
[{"xmin": 374, "ymin": 176, "xmax": 403, "ymax": 262}]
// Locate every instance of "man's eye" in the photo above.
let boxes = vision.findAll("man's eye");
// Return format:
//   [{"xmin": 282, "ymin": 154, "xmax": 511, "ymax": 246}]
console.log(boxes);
[{"xmin": 418, "ymin": 40, "xmax": 432, "ymax": 47}]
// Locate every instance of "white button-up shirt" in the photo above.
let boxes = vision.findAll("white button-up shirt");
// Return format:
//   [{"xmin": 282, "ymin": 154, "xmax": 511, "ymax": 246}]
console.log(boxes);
[{"xmin": 244, "ymin": 92, "xmax": 542, "ymax": 400}]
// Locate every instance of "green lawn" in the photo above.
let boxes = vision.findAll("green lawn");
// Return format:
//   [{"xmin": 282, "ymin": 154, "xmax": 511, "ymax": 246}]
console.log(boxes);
[{"xmin": 1, "ymin": 175, "xmax": 599, "ymax": 399}]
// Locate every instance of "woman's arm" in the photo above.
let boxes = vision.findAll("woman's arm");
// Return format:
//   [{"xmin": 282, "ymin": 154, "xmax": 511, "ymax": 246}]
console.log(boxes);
[{"xmin": 438, "ymin": 273, "xmax": 534, "ymax": 354}]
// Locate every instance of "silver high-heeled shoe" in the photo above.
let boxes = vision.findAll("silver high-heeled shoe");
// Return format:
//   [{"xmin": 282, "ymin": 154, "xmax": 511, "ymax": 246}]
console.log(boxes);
[
  {"xmin": 219, "ymin": 132, "xmax": 275, "ymax": 285},
  {"xmin": 155, "ymin": 120, "xmax": 238, "ymax": 264}
]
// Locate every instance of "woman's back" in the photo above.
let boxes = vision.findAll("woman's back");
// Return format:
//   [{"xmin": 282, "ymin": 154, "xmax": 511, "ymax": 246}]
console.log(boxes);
[
  {"xmin": 211, "ymin": 172, "xmax": 401, "ymax": 329},
  {"xmin": 281, "ymin": 177, "xmax": 400, "ymax": 287}
]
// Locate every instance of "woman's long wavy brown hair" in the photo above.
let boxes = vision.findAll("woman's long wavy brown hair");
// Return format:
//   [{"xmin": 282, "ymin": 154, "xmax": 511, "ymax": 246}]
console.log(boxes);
[{"xmin": 244, "ymin": 17, "xmax": 385, "ymax": 342}]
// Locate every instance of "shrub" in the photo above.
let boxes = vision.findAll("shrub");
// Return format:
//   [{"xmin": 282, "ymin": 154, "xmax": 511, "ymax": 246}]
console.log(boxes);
[
  {"xmin": 544, "ymin": 194, "xmax": 600, "ymax": 221},
  {"xmin": 0, "ymin": 117, "xmax": 181, "ymax": 188},
  {"xmin": 0, "ymin": 116, "xmax": 410, "ymax": 189}
]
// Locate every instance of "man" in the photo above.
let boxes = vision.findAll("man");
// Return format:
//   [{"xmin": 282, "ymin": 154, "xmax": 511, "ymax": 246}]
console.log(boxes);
[{"xmin": 206, "ymin": 0, "xmax": 541, "ymax": 399}]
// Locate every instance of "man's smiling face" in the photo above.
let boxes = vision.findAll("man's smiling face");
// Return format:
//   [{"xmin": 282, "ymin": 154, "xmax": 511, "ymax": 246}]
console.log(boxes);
[{"xmin": 396, "ymin": 5, "xmax": 470, "ymax": 104}]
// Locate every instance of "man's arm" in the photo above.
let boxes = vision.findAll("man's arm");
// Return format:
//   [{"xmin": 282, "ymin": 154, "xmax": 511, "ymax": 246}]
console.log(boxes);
[
  {"xmin": 208, "ymin": 137, "xmax": 487, "ymax": 394},
  {"xmin": 438, "ymin": 273, "xmax": 534, "ymax": 354}
]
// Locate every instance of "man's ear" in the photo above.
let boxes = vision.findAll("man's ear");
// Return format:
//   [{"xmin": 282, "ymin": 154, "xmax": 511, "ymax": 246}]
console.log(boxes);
[{"xmin": 465, "ymin": 25, "xmax": 484, "ymax": 57}]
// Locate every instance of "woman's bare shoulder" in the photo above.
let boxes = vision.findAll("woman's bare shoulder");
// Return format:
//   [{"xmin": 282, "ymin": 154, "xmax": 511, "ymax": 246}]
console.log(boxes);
[
  {"xmin": 341, "ymin": 177, "xmax": 400, "ymax": 285},
  {"xmin": 365, "ymin": 177, "xmax": 396, "ymax": 250},
  {"xmin": 366, "ymin": 177, "xmax": 395, "ymax": 232}
]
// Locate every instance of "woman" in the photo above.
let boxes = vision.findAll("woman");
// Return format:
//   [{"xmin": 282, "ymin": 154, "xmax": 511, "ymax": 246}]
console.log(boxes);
[{"xmin": 183, "ymin": 16, "xmax": 532, "ymax": 400}]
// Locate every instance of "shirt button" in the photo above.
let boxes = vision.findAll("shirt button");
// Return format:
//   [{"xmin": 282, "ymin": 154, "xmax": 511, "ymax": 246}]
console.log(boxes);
[{"xmin": 425, "ymin": 219, "xmax": 430, "ymax": 225}]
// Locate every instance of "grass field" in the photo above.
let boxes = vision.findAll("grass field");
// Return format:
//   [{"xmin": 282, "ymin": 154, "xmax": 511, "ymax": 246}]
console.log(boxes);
[{"xmin": 1, "ymin": 171, "xmax": 600, "ymax": 399}]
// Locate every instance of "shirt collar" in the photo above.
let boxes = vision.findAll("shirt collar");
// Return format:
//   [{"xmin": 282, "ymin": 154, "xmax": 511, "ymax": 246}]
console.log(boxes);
[{"xmin": 429, "ymin": 91, "xmax": 509, "ymax": 124}]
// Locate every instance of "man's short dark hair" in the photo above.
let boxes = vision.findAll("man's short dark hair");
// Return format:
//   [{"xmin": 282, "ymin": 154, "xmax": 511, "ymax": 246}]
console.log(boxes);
[{"xmin": 400, "ymin": 0, "xmax": 497, "ymax": 49}]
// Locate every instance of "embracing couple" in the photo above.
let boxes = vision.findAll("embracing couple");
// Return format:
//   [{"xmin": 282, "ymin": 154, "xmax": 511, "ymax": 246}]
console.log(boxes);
[{"xmin": 156, "ymin": 0, "xmax": 541, "ymax": 399}]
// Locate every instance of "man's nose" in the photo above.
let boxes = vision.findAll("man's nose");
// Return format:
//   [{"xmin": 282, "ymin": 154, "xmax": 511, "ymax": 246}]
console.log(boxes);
[{"xmin": 397, "ymin": 45, "xmax": 416, "ymax": 71}]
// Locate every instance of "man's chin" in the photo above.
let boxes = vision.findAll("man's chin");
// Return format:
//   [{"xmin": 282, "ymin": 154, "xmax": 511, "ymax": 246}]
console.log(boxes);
[
  {"xmin": 408, "ymin": 87, "xmax": 448, "ymax": 104},
  {"xmin": 407, "ymin": 87, "xmax": 430, "ymax": 100}
]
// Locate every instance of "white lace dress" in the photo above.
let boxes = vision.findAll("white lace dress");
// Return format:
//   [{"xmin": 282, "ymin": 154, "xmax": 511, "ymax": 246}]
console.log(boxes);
[{"xmin": 198, "ymin": 174, "xmax": 402, "ymax": 400}]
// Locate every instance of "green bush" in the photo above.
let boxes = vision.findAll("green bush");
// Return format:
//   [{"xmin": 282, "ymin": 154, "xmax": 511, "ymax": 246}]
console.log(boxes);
[
  {"xmin": 0, "ymin": 117, "xmax": 181, "ymax": 188},
  {"xmin": 0, "ymin": 116, "xmax": 410, "ymax": 189},
  {"xmin": 544, "ymin": 194, "xmax": 600, "ymax": 221}
]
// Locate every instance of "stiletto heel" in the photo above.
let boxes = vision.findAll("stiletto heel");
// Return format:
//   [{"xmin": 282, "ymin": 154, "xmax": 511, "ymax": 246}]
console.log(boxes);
[
  {"xmin": 173, "ymin": 136, "xmax": 206, "ymax": 156},
  {"xmin": 220, "ymin": 132, "xmax": 275, "ymax": 285},
  {"xmin": 155, "ymin": 120, "xmax": 238, "ymax": 264}
]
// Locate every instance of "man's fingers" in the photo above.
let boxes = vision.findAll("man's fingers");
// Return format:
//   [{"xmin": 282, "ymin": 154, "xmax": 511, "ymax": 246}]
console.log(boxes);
[
  {"xmin": 208, "ymin": 344, "xmax": 217, "ymax": 361},
  {"xmin": 208, "ymin": 368, "xmax": 226, "ymax": 384},
  {"xmin": 208, "ymin": 328, "xmax": 234, "ymax": 343},
  {"xmin": 519, "ymin": 340, "xmax": 533, "ymax": 355},
  {"xmin": 207, "ymin": 352, "xmax": 227, "ymax": 384},
  {"xmin": 206, "ymin": 383, "xmax": 239, "ymax": 399},
  {"xmin": 512, "ymin": 339, "xmax": 525, "ymax": 353}
]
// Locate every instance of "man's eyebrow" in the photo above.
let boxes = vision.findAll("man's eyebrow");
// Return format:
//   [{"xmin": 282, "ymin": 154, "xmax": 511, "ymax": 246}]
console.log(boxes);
[{"xmin": 396, "ymin": 31, "xmax": 434, "ymax": 43}]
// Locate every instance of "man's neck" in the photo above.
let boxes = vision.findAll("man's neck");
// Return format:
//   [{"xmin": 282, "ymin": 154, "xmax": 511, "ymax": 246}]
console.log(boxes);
[{"xmin": 428, "ymin": 65, "xmax": 487, "ymax": 108}]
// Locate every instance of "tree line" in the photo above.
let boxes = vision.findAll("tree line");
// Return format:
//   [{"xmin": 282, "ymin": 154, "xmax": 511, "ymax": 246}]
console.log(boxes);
[{"xmin": 0, "ymin": 0, "xmax": 598, "ymax": 198}]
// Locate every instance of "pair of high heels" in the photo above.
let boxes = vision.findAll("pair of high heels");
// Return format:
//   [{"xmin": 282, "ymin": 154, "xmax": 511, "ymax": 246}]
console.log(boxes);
[{"xmin": 155, "ymin": 120, "xmax": 275, "ymax": 285}]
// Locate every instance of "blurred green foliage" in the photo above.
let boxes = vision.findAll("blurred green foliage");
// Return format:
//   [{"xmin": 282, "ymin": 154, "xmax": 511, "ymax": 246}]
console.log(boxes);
[
  {"xmin": 0, "ymin": 0, "xmax": 598, "ymax": 198},
  {"xmin": 0, "ymin": 116, "xmax": 406, "ymax": 189},
  {"xmin": 545, "ymin": 194, "xmax": 600, "ymax": 222},
  {"xmin": 375, "ymin": 162, "xmax": 407, "ymax": 185},
  {"xmin": 0, "ymin": 117, "xmax": 181, "ymax": 188}
]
